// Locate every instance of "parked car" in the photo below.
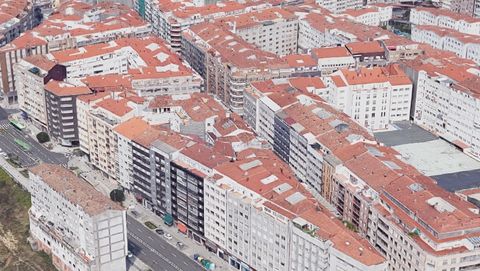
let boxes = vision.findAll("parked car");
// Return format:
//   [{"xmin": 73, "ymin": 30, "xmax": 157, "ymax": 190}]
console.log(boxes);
[
  {"xmin": 130, "ymin": 210, "xmax": 139, "ymax": 217},
  {"xmin": 155, "ymin": 228, "xmax": 164, "ymax": 235},
  {"xmin": 163, "ymin": 233, "xmax": 172, "ymax": 240},
  {"xmin": 127, "ymin": 251, "xmax": 133, "ymax": 258}
]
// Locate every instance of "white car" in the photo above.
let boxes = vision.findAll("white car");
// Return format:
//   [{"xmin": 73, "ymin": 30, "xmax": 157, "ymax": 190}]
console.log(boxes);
[
  {"xmin": 127, "ymin": 251, "xmax": 133, "ymax": 258},
  {"xmin": 163, "ymin": 233, "xmax": 172, "ymax": 240}
]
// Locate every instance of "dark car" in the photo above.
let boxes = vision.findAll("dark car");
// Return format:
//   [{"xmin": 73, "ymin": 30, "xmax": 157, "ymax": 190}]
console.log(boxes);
[{"xmin": 155, "ymin": 228, "xmax": 164, "ymax": 235}]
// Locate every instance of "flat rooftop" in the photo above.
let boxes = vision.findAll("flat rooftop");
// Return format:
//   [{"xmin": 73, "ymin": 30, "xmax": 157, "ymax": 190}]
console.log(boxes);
[
  {"xmin": 433, "ymin": 169, "xmax": 480, "ymax": 192},
  {"xmin": 375, "ymin": 121, "xmax": 480, "ymax": 184},
  {"xmin": 374, "ymin": 121, "xmax": 437, "ymax": 146},
  {"xmin": 393, "ymin": 139, "xmax": 480, "ymax": 176}
]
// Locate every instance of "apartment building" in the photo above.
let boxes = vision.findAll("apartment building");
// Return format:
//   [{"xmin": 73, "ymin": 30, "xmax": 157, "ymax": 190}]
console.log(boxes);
[
  {"xmin": 36, "ymin": 1, "xmax": 150, "ymax": 51},
  {"xmin": 45, "ymin": 80, "xmax": 92, "ymax": 146},
  {"xmin": 29, "ymin": 163, "xmax": 126, "ymax": 271},
  {"xmin": 244, "ymin": 75, "xmax": 480, "ymax": 271},
  {"xmin": 135, "ymin": 0, "xmax": 266, "ymax": 51},
  {"xmin": 329, "ymin": 141, "xmax": 480, "ymax": 271},
  {"xmin": 411, "ymin": 25, "xmax": 480, "ymax": 64},
  {"xmin": 345, "ymin": 41, "xmax": 388, "ymax": 67},
  {"xmin": 182, "ymin": 21, "xmax": 328, "ymax": 114},
  {"xmin": 0, "ymin": 0, "xmax": 41, "ymax": 47},
  {"xmin": 215, "ymin": 8, "xmax": 299, "ymax": 56},
  {"xmin": 314, "ymin": 0, "xmax": 363, "ymax": 13},
  {"xmin": 77, "ymin": 92, "xmax": 144, "ymax": 179},
  {"xmin": 118, "ymin": 37, "xmax": 203, "ymax": 97},
  {"xmin": 130, "ymin": 127, "xmax": 229, "ymax": 242},
  {"xmin": 204, "ymin": 148, "xmax": 387, "ymax": 271},
  {"xmin": 114, "ymin": 117, "xmax": 151, "ymax": 190},
  {"xmin": 182, "ymin": 23, "xmax": 291, "ymax": 114},
  {"xmin": 146, "ymin": 92, "xmax": 226, "ymax": 140},
  {"xmin": 0, "ymin": 1, "xmax": 150, "ymax": 104},
  {"xmin": 298, "ymin": 12, "xmax": 422, "ymax": 60},
  {"xmin": 243, "ymin": 78, "xmax": 373, "ymax": 199},
  {"xmin": 434, "ymin": 0, "xmax": 476, "ymax": 17},
  {"xmin": 325, "ymin": 64, "xmax": 412, "ymax": 131},
  {"xmin": 410, "ymin": 7, "xmax": 480, "ymax": 35},
  {"xmin": 338, "ymin": 5, "xmax": 393, "ymax": 26},
  {"xmin": 14, "ymin": 55, "xmax": 67, "ymax": 127},
  {"xmin": 46, "ymin": 37, "xmax": 202, "ymax": 96},
  {"xmin": 311, "ymin": 47, "xmax": 356, "ymax": 75},
  {"xmin": 402, "ymin": 50, "xmax": 480, "ymax": 161},
  {"xmin": 48, "ymin": 42, "xmax": 129, "ymax": 79},
  {"xmin": 0, "ymin": 33, "xmax": 49, "ymax": 104}
]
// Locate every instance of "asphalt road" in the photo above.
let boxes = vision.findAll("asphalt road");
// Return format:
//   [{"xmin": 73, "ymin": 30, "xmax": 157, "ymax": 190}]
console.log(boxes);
[
  {"xmin": 0, "ymin": 108, "xmax": 67, "ymax": 167},
  {"xmin": 126, "ymin": 216, "xmax": 204, "ymax": 271}
]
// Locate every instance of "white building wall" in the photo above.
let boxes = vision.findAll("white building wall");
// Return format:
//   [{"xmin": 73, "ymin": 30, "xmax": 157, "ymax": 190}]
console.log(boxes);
[
  {"xmin": 414, "ymin": 71, "xmax": 480, "ymax": 160},
  {"xmin": 298, "ymin": 19, "xmax": 326, "ymax": 52},
  {"xmin": 410, "ymin": 9, "xmax": 480, "ymax": 35},
  {"xmin": 29, "ymin": 173, "xmax": 127, "ymax": 271},
  {"xmin": 14, "ymin": 61, "xmax": 48, "ymax": 127},
  {"xmin": 236, "ymin": 19, "xmax": 298, "ymax": 56},
  {"xmin": 116, "ymin": 133, "xmax": 133, "ymax": 189}
]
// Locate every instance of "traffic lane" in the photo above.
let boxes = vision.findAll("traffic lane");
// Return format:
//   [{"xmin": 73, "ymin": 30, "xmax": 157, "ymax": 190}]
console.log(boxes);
[
  {"xmin": 128, "ymin": 235, "xmax": 178, "ymax": 271},
  {"xmin": 0, "ymin": 107, "xmax": 8, "ymax": 120},
  {"xmin": 126, "ymin": 216, "xmax": 203, "ymax": 271},
  {"xmin": 7, "ymin": 125, "xmax": 66, "ymax": 165},
  {"xmin": 0, "ymin": 127, "xmax": 37, "ymax": 166},
  {"xmin": 0, "ymin": 121, "xmax": 67, "ymax": 166}
]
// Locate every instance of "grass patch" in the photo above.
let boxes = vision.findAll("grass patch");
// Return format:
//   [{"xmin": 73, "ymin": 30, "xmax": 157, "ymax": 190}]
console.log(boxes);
[
  {"xmin": 144, "ymin": 221, "xmax": 157, "ymax": 230},
  {"xmin": 0, "ymin": 167, "xmax": 56, "ymax": 271}
]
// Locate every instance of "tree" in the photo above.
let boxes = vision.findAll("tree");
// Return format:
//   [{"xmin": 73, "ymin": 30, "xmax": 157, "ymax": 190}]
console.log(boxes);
[
  {"xmin": 110, "ymin": 189, "xmax": 125, "ymax": 202},
  {"xmin": 36, "ymin": 132, "xmax": 50, "ymax": 143}
]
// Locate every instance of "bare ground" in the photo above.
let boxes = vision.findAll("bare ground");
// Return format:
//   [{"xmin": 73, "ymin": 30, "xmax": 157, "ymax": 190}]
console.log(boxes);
[{"xmin": 0, "ymin": 167, "xmax": 56, "ymax": 271}]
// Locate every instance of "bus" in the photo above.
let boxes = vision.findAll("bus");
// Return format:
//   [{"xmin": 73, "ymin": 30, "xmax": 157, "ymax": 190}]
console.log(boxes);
[
  {"xmin": 14, "ymin": 139, "xmax": 30, "ymax": 151},
  {"xmin": 9, "ymin": 119, "xmax": 25, "ymax": 130}
]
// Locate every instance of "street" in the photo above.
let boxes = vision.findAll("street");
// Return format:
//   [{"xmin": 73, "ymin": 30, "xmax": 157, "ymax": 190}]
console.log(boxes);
[
  {"xmin": 127, "ymin": 216, "xmax": 204, "ymax": 271},
  {"xmin": 0, "ymin": 107, "xmax": 67, "ymax": 167}
]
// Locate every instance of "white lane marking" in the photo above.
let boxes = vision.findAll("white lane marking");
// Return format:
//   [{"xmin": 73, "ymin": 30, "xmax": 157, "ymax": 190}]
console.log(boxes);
[{"xmin": 129, "ymin": 233, "xmax": 183, "ymax": 271}]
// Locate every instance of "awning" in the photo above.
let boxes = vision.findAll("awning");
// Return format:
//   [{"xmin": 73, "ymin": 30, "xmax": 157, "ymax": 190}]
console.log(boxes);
[{"xmin": 177, "ymin": 222, "xmax": 187, "ymax": 234}]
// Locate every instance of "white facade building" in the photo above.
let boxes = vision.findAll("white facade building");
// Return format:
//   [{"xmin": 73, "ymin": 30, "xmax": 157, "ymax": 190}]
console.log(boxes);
[
  {"xmin": 325, "ymin": 65, "xmax": 413, "ymax": 131},
  {"xmin": 29, "ymin": 163, "xmax": 127, "ymax": 271},
  {"xmin": 14, "ymin": 57, "xmax": 51, "ymax": 127},
  {"xmin": 410, "ymin": 7, "xmax": 480, "ymax": 35},
  {"xmin": 311, "ymin": 47, "xmax": 356, "ymax": 75},
  {"xmin": 338, "ymin": 5, "xmax": 393, "ymax": 26},
  {"xmin": 203, "ymin": 152, "xmax": 387, "ymax": 271},
  {"xmin": 413, "ymin": 69, "xmax": 480, "ymax": 160},
  {"xmin": 315, "ymin": 0, "xmax": 363, "ymax": 13},
  {"xmin": 77, "ymin": 92, "xmax": 143, "ymax": 180},
  {"xmin": 114, "ymin": 117, "xmax": 151, "ymax": 190},
  {"xmin": 411, "ymin": 25, "xmax": 480, "ymax": 65},
  {"xmin": 219, "ymin": 8, "xmax": 299, "ymax": 56}
]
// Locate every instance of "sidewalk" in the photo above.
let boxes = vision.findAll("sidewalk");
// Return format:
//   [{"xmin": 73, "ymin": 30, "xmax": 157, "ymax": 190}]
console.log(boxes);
[{"xmin": 125, "ymin": 195, "xmax": 233, "ymax": 271}]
